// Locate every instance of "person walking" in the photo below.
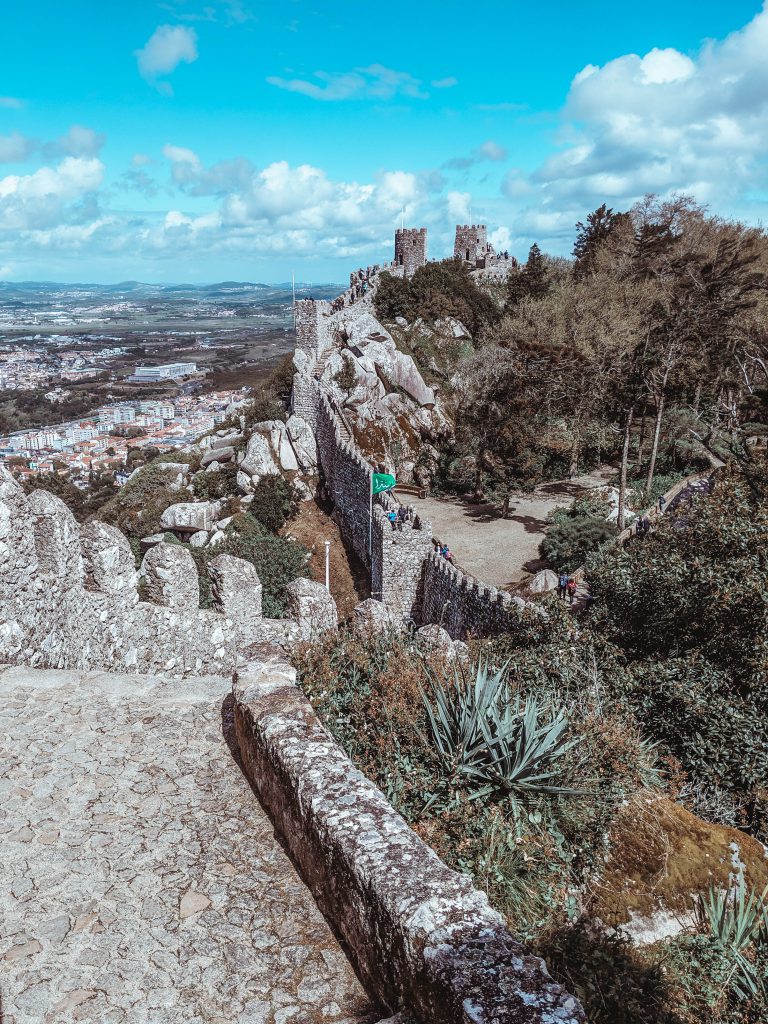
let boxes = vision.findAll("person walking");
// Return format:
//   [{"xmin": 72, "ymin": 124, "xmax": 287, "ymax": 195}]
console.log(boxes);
[
  {"xmin": 567, "ymin": 577, "xmax": 578, "ymax": 605},
  {"xmin": 558, "ymin": 571, "xmax": 568, "ymax": 600},
  {"xmin": 658, "ymin": 494, "xmax": 666, "ymax": 515},
  {"xmin": 387, "ymin": 510, "xmax": 397, "ymax": 530}
]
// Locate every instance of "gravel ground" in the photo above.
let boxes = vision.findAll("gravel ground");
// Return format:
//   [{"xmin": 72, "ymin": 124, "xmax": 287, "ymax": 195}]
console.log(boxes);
[{"xmin": 410, "ymin": 468, "xmax": 614, "ymax": 589}]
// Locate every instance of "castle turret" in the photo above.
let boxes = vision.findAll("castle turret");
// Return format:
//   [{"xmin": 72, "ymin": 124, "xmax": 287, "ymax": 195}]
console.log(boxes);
[
  {"xmin": 394, "ymin": 227, "xmax": 427, "ymax": 278},
  {"xmin": 454, "ymin": 224, "xmax": 489, "ymax": 265}
]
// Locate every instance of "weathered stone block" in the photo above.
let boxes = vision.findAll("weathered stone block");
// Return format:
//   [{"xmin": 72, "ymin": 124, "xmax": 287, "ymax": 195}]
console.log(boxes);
[
  {"xmin": 141, "ymin": 543, "xmax": 199, "ymax": 609},
  {"xmin": 285, "ymin": 578, "xmax": 337, "ymax": 639},
  {"xmin": 81, "ymin": 521, "xmax": 138, "ymax": 603},
  {"xmin": 208, "ymin": 553, "xmax": 262, "ymax": 639},
  {"xmin": 28, "ymin": 490, "xmax": 84, "ymax": 587}
]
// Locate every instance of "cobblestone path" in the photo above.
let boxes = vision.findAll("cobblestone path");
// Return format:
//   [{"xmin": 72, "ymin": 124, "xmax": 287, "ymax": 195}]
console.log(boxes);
[{"xmin": 0, "ymin": 667, "xmax": 377, "ymax": 1024}]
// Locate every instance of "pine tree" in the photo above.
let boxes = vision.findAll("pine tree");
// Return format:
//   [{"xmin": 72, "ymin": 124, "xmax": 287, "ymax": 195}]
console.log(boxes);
[
  {"xmin": 573, "ymin": 204, "xmax": 628, "ymax": 277},
  {"xmin": 522, "ymin": 243, "xmax": 549, "ymax": 299},
  {"xmin": 506, "ymin": 243, "xmax": 550, "ymax": 308}
]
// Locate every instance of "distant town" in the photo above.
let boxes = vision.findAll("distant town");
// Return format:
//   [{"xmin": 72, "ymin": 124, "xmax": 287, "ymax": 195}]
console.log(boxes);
[{"xmin": 0, "ymin": 380, "xmax": 244, "ymax": 485}]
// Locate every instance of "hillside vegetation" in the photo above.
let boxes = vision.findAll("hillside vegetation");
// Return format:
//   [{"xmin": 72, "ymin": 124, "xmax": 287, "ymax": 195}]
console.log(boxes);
[{"xmin": 377, "ymin": 196, "xmax": 768, "ymax": 522}]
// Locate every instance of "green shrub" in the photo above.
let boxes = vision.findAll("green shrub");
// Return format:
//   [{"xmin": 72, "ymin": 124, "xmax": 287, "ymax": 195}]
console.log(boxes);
[
  {"xmin": 242, "ymin": 395, "xmax": 287, "ymax": 430},
  {"xmin": 247, "ymin": 475, "xmax": 299, "ymax": 533},
  {"xmin": 374, "ymin": 271, "xmax": 414, "ymax": 321},
  {"xmin": 540, "ymin": 516, "xmax": 616, "ymax": 572},
  {"xmin": 191, "ymin": 462, "xmax": 237, "ymax": 500},
  {"xmin": 217, "ymin": 513, "xmax": 308, "ymax": 616},
  {"xmin": 94, "ymin": 462, "xmax": 180, "ymax": 539}
]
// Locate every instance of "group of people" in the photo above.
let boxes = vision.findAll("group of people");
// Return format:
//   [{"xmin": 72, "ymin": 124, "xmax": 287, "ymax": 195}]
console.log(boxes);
[
  {"xmin": 557, "ymin": 572, "xmax": 579, "ymax": 604},
  {"xmin": 438, "ymin": 543, "xmax": 454, "ymax": 563},
  {"xmin": 347, "ymin": 265, "xmax": 378, "ymax": 303},
  {"xmin": 386, "ymin": 505, "xmax": 415, "ymax": 531}
]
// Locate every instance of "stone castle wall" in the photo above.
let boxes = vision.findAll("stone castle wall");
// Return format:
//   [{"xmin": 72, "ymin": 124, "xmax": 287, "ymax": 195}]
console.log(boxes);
[
  {"xmin": 313, "ymin": 385, "xmax": 432, "ymax": 620},
  {"xmin": 291, "ymin": 234, "xmax": 536, "ymax": 635},
  {"xmin": 421, "ymin": 551, "xmax": 534, "ymax": 639},
  {"xmin": 0, "ymin": 469, "xmax": 334, "ymax": 674}
]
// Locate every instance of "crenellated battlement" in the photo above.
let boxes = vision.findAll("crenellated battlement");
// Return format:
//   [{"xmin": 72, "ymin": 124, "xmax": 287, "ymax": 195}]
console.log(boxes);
[
  {"xmin": 394, "ymin": 227, "xmax": 427, "ymax": 278},
  {"xmin": 0, "ymin": 468, "xmax": 336, "ymax": 674}
]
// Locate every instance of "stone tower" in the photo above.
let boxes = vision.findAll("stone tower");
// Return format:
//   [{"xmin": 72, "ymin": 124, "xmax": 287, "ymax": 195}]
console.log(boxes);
[
  {"xmin": 454, "ymin": 224, "xmax": 488, "ymax": 264},
  {"xmin": 394, "ymin": 227, "xmax": 427, "ymax": 278}
]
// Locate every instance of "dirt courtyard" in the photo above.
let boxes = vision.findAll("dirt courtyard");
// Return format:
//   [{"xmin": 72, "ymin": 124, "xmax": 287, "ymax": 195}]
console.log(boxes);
[{"xmin": 407, "ymin": 468, "xmax": 614, "ymax": 589}]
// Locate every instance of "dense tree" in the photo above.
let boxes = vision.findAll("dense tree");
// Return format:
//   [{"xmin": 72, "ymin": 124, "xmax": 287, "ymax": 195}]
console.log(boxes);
[
  {"xmin": 375, "ymin": 259, "xmax": 499, "ymax": 337},
  {"xmin": 573, "ymin": 203, "xmax": 630, "ymax": 277}
]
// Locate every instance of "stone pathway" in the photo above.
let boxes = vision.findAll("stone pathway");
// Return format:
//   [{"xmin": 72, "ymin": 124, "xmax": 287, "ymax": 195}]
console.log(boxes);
[{"xmin": 0, "ymin": 667, "xmax": 377, "ymax": 1024}]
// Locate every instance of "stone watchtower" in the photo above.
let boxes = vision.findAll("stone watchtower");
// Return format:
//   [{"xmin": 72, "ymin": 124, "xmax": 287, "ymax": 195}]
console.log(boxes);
[
  {"xmin": 394, "ymin": 227, "xmax": 427, "ymax": 278},
  {"xmin": 454, "ymin": 224, "xmax": 488, "ymax": 264}
]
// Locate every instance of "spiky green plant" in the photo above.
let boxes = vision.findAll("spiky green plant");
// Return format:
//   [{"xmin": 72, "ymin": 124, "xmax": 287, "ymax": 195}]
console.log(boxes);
[
  {"xmin": 421, "ymin": 660, "xmax": 580, "ymax": 803},
  {"xmin": 421, "ymin": 659, "xmax": 507, "ymax": 775},
  {"xmin": 699, "ymin": 871, "xmax": 768, "ymax": 999}
]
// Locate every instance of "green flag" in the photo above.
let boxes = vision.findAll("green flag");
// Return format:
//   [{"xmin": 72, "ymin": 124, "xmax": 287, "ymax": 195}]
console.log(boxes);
[{"xmin": 372, "ymin": 472, "xmax": 396, "ymax": 495}]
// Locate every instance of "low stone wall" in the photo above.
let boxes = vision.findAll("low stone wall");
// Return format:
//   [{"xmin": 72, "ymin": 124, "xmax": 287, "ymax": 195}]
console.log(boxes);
[
  {"xmin": 0, "ymin": 469, "xmax": 333, "ymax": 674},
  {"xmin": 233, "ymin": 659, "xmax": 586, "ymax": 1024},
  {"xmin": 421, "ymin": 552, "xmax": 531, "ymax": 640}
]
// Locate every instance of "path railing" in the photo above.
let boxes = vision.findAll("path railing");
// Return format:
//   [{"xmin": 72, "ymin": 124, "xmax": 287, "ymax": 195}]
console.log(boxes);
[{"xmin": 570, "ymin": 467, "xmax": 717, "ymax": 593}]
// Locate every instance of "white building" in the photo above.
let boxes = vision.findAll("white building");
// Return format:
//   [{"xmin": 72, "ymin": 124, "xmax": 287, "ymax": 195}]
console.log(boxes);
[{"xmin": 133, "ymin": 363, "xmax": 196, "ymax": 381}]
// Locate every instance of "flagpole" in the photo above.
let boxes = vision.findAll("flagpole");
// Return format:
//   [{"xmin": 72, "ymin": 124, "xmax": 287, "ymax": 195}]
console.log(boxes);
[{"xmin": 368, "ymin": 470, "xmax": 373, "ymax": 558}]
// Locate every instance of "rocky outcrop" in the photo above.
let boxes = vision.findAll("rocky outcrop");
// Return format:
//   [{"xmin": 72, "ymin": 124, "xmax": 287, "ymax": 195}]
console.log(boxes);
[
  {"xmin": 201, "ymin": 445, "xmax": 235, "ymax": 467},
  {"xmin": 160, "ymin": 500, "xmax": 222, "ymax": 533},
  {"xmin": 239, "ymin": 431, "xmax": 281, "ymax": 481},
  {"xmin": 354, "ymin": 598, "xmax": 400, "ymax": 636},
  {"xmin": 528, "ymin": 569, "xmax": 559, "ymax": 594},
  {"xmin": 592, "ymin": 794, "xmax": 768, "ymax": 942}
]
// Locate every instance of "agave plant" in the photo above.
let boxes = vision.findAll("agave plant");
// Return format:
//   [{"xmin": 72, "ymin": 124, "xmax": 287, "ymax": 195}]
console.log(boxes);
[
  {"xmin": 421, "ymin": 659, "xmax": 507, "ymax": 774},
  {"xmin": 421, "ymin": 660, "xmax": 580, "ymax": 803},
  {"xmin": 700, "ymin": 871, "xmax": 768, "ymax": 999}
]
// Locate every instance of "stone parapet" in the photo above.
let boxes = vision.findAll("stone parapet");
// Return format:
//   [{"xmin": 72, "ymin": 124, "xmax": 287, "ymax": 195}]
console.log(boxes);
[
  {"xmin": 421, "ymin": 551, "xmax": 536, "ymax": 640},
  {"xmin": 0, "ymin": 469, "xmax": 333, "ymax": 674},
  {"xmin": 233, "ymin": 659, "xmax": 586, "ymax": 1024}
]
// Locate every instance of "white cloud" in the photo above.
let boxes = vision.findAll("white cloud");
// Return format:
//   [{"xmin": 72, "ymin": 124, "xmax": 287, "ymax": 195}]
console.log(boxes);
[
  {"xmin": 639, "ymin": 47, "xmax": 695, "ymax": 84},
  {"xmin": 447, "ymin": 190, "xmax": 471, "ymax": 222},
  {"xmin": 0, "ymin": 133, "xmax": 36, "ymax": 163},
  {"xmin": 135, "ymin": 25, "xmax": 198, "ymax": 91},
  {"xmin": 266, "ymin": 64, "xmax": 428, "ymax": 101},
  {"xmin": 45, "ymin": 125, "xmax": 105, "ymax": 158},
  {"xmin": 163, "ymin": 144, "xmax": 201, "ymax": 166},
  {"xmin": 513, "ymin": 1, "xmax": 768, "ymax": 246},
  {"xmin": 0, "ymin": 157, "xmax": 104, "ymax": 231},
  {"xmin": 0, "ymin": 97, "xmax": 24, "ymax": 109},
  {"xmin": 432, "ymin": 77, "xmax": 458, "ymax": 89}
]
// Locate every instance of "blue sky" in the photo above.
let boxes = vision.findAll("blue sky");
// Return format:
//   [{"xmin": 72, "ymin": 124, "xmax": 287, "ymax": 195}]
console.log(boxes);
[{"xmin": 1, "ymin": 0, "xmax": 767, "ymax": 282}]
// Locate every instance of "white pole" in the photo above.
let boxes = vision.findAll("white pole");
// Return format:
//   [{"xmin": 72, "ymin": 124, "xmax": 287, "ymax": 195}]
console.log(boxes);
[
  {"xmin": 324, "ymin": 540, "xmax": 330, "ymax": 591},
  {"xmin": 368, "ymin": 472, "xmax": 373, "ymax": 558}
]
